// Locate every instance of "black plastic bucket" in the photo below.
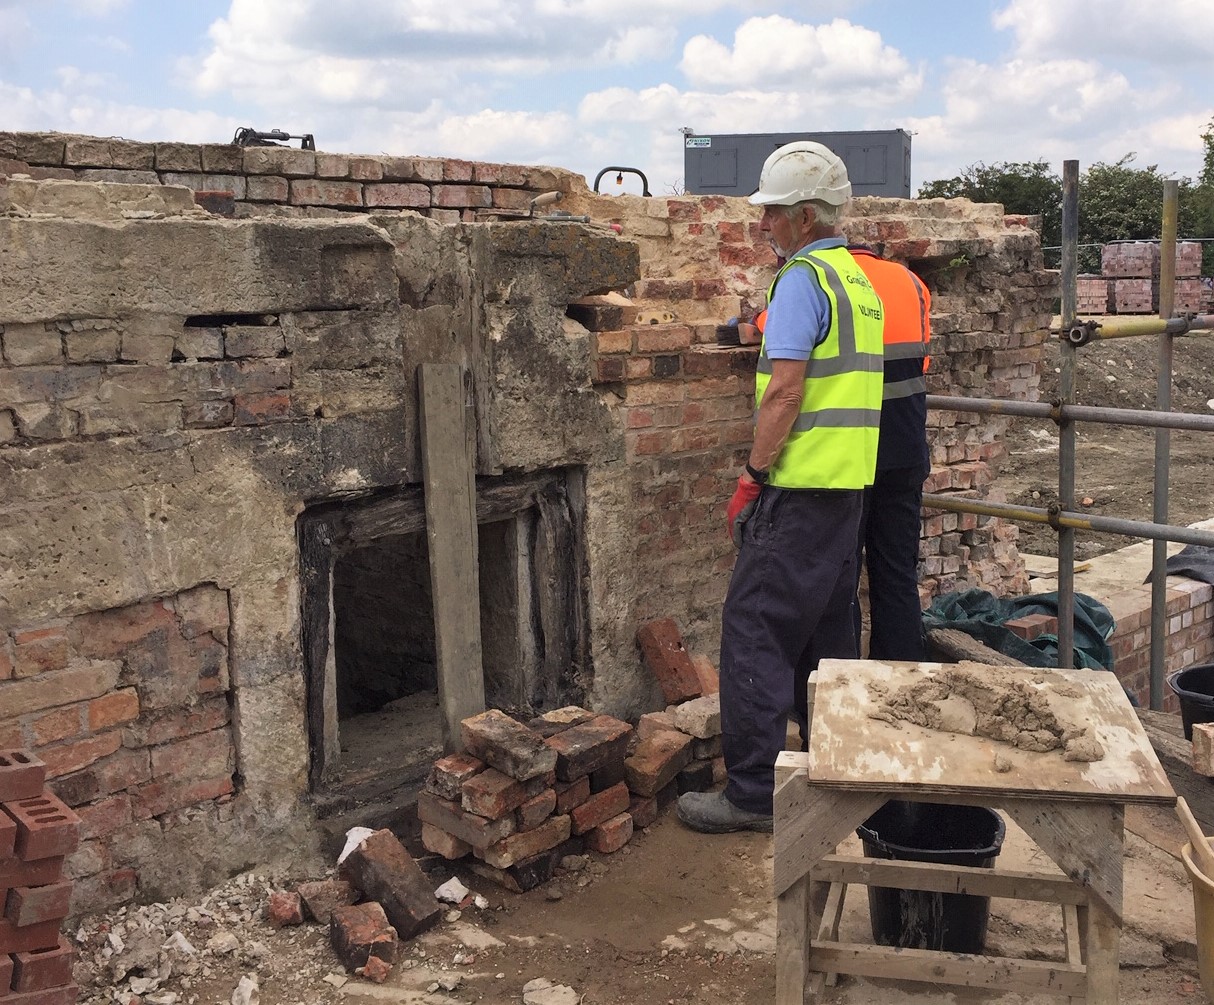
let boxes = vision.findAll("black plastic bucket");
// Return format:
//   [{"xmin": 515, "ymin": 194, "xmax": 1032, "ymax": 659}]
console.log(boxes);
[
  {"xmin": 1168, "ymin": 665, "xmax": 1214, "ymax": 740},
  {"xmin": 857, "ymin": 801, "xmax": 1006, "ymax": 954}
]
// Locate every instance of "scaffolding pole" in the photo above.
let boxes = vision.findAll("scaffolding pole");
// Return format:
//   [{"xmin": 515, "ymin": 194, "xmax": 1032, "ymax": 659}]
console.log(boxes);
[
  {"xmin": 1057, "ymin": 161, "xmax": 1079, "ymax": 669},
  {"xmin": 927, "ymin": 394, "xmax": 1214, "ymax": 433}
]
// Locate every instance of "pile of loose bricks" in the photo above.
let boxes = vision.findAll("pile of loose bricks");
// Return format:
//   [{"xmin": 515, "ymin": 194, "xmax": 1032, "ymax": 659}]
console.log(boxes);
[
  {"xmin": 1076, "ymin": 241, "xmax": 1206, "ymax": 315},
  {"xmin": 417, "ymin": 618, "xmax": 723, "ymax": 894},
  {"xmin": 1, "ymin": 752, "xmax": 79, "ymax": 1005}
]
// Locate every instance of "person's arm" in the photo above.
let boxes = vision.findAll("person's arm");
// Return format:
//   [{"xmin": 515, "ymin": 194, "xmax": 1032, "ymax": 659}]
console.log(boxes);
[{"xmin": 745, "ymin": 359, "xmax": 807, "ymax": 478}]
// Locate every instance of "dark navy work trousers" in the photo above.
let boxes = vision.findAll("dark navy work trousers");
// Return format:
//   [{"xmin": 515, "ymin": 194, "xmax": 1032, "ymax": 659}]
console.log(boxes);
[
  {"xmin": 720, "ymin": 487, "xmax": 862, "ymax": 815},
  {"xmin": 855, "ymin": 465, "xmax": 928, "ymax": 661}
]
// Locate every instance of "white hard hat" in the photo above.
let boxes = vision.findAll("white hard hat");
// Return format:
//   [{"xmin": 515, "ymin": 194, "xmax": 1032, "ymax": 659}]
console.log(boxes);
[{"xmin": 748, "ymin": 141, "xmax": 851, "ymax": 207}]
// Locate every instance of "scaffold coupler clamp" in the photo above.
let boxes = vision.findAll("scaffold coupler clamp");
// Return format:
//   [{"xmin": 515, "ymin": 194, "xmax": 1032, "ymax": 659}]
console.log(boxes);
[
  {"xmin": 1046, "ymin": 502, "xmax": 1063, "ymax": 530},
  {"xmin": 1064, "ymin": 319, "xmax": 1097, "ymax": 346}
]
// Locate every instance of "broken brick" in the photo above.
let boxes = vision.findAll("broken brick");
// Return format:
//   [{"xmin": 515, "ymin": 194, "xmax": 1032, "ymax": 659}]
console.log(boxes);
[
  {"xmin": 467, "ymin": 846, "xmax": 561, "ymax": 894},
  {"xmin": 673, "ymin": 694, "xmax": 721, "ymax": 740},
  {"xmin": 297, "ymin": 879, "xmax": 357, "ymax": 924},
  {"xmin": 12, "ymin": 936, "xmax": 74, "ymax": 992},
  {"xmin": 543, "ymin": 715, "xmax": 633, "ymax": 783},
  {"xmin": 690, "ymin": 655, "xmax": 720, "ymax": 696},
  {"xmin": 426, "ymin": 752, "xmax": 485, "ymax": 802},
  {"xmin": 585, "ymin": 812, "xmax": 633, "ymax": 854},
  {"xmin": 628, "ymin": 795, "xmax": 658, "ymax": 829},
  {"xmin": 421, "ymin": 823, "xmax": 472, "ymax": 861},
  {"xmin": 692, "ymin": 735, "xmax": 722, "ymax": 759},
  {"xmin": 460, "ymin": 710, "xmax": 556, "ymax": 782},
  {"xmin": 360, "ymin": 954, "xmax": 393, "ymax": 983},
  {"xmin": 330, "ymin": 902, "xmax": 397, "ymax": 972},
  {"xmin": 570, "ymin": 782, "xmax": 630, "ymax": 836},
  {"xmin": 554, "ymin": 776, "xmax": 590, "ymax": 815},
  {"xmin": 527, "ymin": 706, "xmax": 597, "ymax": 739},
  {"xmin": 636, "ymin": 619, "xmax": 702, "ymax": 704},
  {"xmin": 711, "ymin": 756, "xmax": 727, "ymax": 785},
  {"xmin": 624, "ymin": 730, "xmax": 693, "ymax": 798},
  {"xmin": 416, "ymin": 791, "xmax": 515, "ymax": 851},
  {"xmin": 637, "ymin": 711, "xmax": 679, "ymax": 739},
  {"xmin": 6, "ymin": 792, "xmax": 80, "ymax": 861},
  {"xmin": 0, "ymin": 751, "xmax": 47, "ymax": 803},
  {"xmin": 479, "ymin": 814, "xmax": 571, "ymax": 870},
  {"xmin": 5, "ymin": 880, "xmax": 72, "ymax": 927},
  {"xmin": 516, "ymin": 789, "xmax": 557, "ymax": 832},
  {"xmin": 677, "ymin": 760, "xmax": 714, "ymax": 794},
  {"xmin": 461, "ymin": 767, "xmax": 528, "ymax": 820},
  {"xmin": 339, "ymin": 829, "xmax": 441, "ymax": 941},
  {"xmin": 266, "ymin": 890, "xmax": 304, "ymax": 928}
]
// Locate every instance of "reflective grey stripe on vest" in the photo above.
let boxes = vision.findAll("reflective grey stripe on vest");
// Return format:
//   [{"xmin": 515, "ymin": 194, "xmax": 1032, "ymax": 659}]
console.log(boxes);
[
  {"xmin": 883, "ymin": 342, "xmax": 927, "ymax": 361},
  {"xmin": 788, "ymin": 407, "xmax": 881, "ymax": 433},
  {"xmin": 755, "ymin": 352, "xmax": 883, "ymax": 376},
  {"xmin": 882, "ymin": 375, "xmax": 927, "ymax": 400},
  {"xmin": 798, "ymin": 252, "xmax": 860, "ymax": 356}
]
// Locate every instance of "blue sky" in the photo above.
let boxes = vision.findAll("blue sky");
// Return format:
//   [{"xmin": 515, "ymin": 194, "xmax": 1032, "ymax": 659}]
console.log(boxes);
[{"xmin": 1, "ymin": 0, "xmax": 1212, "ymax": 197}]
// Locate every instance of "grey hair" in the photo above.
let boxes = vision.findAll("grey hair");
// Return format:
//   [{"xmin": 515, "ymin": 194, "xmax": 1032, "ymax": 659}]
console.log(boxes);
[{"xmin": 782, "ymin": 199, "xmax": 845, "ymax": 227}]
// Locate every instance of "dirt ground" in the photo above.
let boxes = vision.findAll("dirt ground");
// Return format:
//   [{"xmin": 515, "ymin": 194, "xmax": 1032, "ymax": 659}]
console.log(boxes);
[{"xmin": 1001, "ymin": 324, "xmax": 1214, "ymax": 560}]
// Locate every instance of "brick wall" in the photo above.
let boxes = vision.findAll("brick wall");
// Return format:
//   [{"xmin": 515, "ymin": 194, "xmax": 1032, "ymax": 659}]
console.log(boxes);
[
  {"xmin": 0, "ymin": 131, "xmax": 577, "ymax": 224},
  {"xmin": 0, "ymin": 587, "xmax": 234, "ymax": 914}
]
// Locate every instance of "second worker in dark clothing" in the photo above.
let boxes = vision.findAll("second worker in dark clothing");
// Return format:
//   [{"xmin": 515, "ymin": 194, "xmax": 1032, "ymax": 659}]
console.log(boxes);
[{"xmin": 850, "ymin": 246, "xmax": 931, "ymax": 661}]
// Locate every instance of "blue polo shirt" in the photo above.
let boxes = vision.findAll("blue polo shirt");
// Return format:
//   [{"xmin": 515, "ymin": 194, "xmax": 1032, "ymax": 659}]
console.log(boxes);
[{"xmin": 762, "ymin": 236, "xmax": 846, "ymax": 360}]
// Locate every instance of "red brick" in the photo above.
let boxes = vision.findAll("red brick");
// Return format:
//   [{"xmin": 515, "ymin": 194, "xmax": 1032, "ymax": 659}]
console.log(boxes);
[
  {"xmin": 130, "ymin": 775, "xmax": 232, "ymax": 819},
  {"xmin": 10, "ymin": 935, "xmax": 73, "ymax": 992},
  {"xmin": 6, "ymin": 793, "xmax": 79, "ymax": 861},
  {"xmin": 637, "ymin": 712, "xmax": 679, "ymax": 740},
  {"xmin": 1, "ymin": 807, "xmax": 14, "ymax": 858},
  {"xmin": 585, "ymin": 812, "xmax": 633, "ymax": 854},
  {"xmin": 0, "ymin": 641, "xmax": 12, "ymax": 681},
  {"xmin": 636, "ymin": 327, "xmax": 692, "ymax": 354},
  {"xmin": 479, "ymin": 814, "xmax": 571, "ymax": 870},
  {"xmin": 460, "ymin": 709, "xmax": 556, "ymax": 782},
  {"xmin": 290, "ymin": 179, "xmax": 363, "ymax": 207},
  {"xmin": 11, "ymin": 630, "xmax": 69, "ymax": 679},
  {"xmin": 443, "ymin": 159, "xmax": 475, "ymax": 182},
  {"xmin": 527, "ymin": 707, "xmax": 597, "ymax": 739},
  {"xmin": 234, "ymin": 392, "xmax": 291, "ymax": 425},
  {"xmin": 543, "ymin": 715, "xmax": 633, "ymax": 782},
  {"xmin": 297, "ymin": 879, "xmax": 357, "ymax": 923},
  {"xmin": 420, "ymin": 823, "xmax": 471, "ymax": 861},
  {"xmin": 339, "ymin": 830, "xmax": 441, "ymax": 941},
  {"xmin": 467, "ymin": 846, "xmax": 561, "ymax": 894},
  {"xmin": 426, "ymin": 752, "xmax": 485, "ymax": 801},
  {"xmin": 416, "ymin": 791, "xmax": 515, "ymax": 851},
  {"xmin": 36, "ymin": 733, "xmax": 121, "ymax": 779},
  {"xmin": 86, "ymin": 690, "xmax": 139, "ymax": 731},
  {"xmin": 690, "ymin": 656, "xmax": 720, "ymax": 696},
  {"xmin": 0, "ymin": 983, "xmax": 79, "ymax": 1005},
  {"xmin": 553, "ymin": 776, "xmax": 590, "ymax": 815},
  {"xmin": 364, "ymin": 183, "xmax": 429, "ymax": 209},
  {"xmin": 433, "ymin": 184, "xmax": 490, "ymax": 209},
  {"xmin": 461, "ymin": 767, "xmax": 527, "ymax": 820},
  {"xmin": 0, "ymin": 918, "xmax": 62, "ymax": 955},
  {"xmin": 636, "ymin": 619, "xmax": 702, "ymax": 704},
  {"xmin": 68, "ymin": 600, "xmax": 174, "ymax": 662},
  {"xmin": 76, "ymin": 795, "xmax": 132, "ymax": 841},
  {"xmin": 0, "ymin": 858, "xmax": 63, "ymax": 889},
  {"xmin": 0, "ymin": 751, "xmax": 46, "ymax": 802},
  {"xmin": 120, "ymin": 699, "xmax": 229, "ymax": 747},
  {"xmin": 28, "ymin": 708, "xmax": 83, "ymax": 749},
  {"xmin": 0, "ymin": 954, "xmax": 11, "ymax": 994},
  {"xmin": 570, "ymin": 782, "xmax": 629, "ymax": 836},
  {"xmin": 628, "ymin": 794, "xmax": 658, "ymax": 829},
  {"xmin": 266, "ymin": 890, "xmax": 304, "ymax": 928},
  {"xmin": 330, "ymin": 902, "xmax": 397, "ymax": 972},
  {"xmin": 624, "ymin": 730, "xmax": 693, "ymax": 798},
  {"xmin": 149, "ymin": 729, "xmax": 232, "ymax": 781},
  {"xmin": 516, "ymin": 788, "xmax": 556, "ymax": 831},
  {"xmin": 5, "ymin": 881, "xmax": 72, "ymax": 927},
  {"xmin": 361, "ymin": 954, "xmax": 393, "ymax": 983},
  {"xmin": 594, "ymin": 330, "xmax": 633, "ymax": 355}
]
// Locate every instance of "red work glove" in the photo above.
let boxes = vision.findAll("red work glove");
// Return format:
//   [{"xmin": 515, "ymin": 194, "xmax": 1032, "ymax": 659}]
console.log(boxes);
[{"xmin": 726, "ymin": 475, "xmax": 762, "ymax": 548}]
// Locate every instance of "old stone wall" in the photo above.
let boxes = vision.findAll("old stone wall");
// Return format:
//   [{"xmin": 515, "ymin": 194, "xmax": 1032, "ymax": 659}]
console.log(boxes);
[{"xmin": 1, "ymin": 133, "xmax": 1057, "ymax": 914}]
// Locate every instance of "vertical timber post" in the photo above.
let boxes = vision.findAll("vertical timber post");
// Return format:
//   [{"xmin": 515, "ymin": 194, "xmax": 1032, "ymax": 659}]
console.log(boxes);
[
  {"xmin": 419, "ymin": 362, "xmax": 486, "ymax": 751},
  {"xmin": 1057, "ymin": 160, "xmax": 1079, "ymax": 668},
  {"xmin": 1151, "ymin": 180, "xmax": 1179, "ymax": 710}
]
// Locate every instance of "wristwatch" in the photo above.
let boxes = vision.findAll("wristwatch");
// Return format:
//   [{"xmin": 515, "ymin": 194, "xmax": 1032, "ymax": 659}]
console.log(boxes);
[{"xmin": 744, "ymin": 462, "xmax": 769, "ymax": 484}]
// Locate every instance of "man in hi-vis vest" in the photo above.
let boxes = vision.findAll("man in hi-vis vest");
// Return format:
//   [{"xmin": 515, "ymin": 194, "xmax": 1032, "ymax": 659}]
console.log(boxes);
[{"xmin": 678, "ymin": 142, "xmax": 884, "ymax": 834}]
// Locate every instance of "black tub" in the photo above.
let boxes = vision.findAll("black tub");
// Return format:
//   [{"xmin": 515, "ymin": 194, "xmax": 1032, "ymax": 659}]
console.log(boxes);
[
  {"xmin": 1168, "ymin": 665, "xmax": 1214, "ymax": 740},
  {"xmin": 857, "ymin": 801, "xmax": 1006, "ymax": 954}
]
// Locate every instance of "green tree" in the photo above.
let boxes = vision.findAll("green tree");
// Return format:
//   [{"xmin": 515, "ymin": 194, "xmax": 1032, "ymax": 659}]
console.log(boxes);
[{"xmin": 919, "ymin": 160, "xmax": 1063, "ymax": 250}]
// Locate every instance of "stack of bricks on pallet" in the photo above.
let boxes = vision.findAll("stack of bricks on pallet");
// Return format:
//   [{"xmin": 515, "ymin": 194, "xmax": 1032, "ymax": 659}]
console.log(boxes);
[
  {"xmin": 1101, "ymin": 241, "xmax": 1205, "ymax": 314},
  {"xmin": 1075, "ymin": 275, "xmax": 1112, "ymax": 315},
  {"xmin": 1, "ymin": 751, "xmax": 80, "ymax": 1005}
]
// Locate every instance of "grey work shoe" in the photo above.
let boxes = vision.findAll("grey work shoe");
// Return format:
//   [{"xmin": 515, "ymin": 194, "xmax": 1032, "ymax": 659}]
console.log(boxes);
[{"xmin": 676, "ymin": 790, "xmax": 773, "ymax": 834}]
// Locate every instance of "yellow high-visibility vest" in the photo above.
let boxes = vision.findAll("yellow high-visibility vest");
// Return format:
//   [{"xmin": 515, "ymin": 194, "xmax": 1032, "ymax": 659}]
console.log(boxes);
[{"xmin": 755, "ymin": 246, "xmax": 884, "ymax": 488}]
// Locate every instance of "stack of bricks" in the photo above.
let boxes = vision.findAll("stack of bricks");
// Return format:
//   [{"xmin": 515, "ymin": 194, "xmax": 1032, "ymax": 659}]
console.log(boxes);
[
  {"xmin": 1102, "ymin": 243, "xmax": 1157, "ymax": 315},
  {"xmin": 418, "ymin": 707, "xmax": 637, "ymax": 894},
  {"xmin": 1174, "ymin": 241, "xmax": 1205, "ymax": 313},
  {"xmin": 1075, "ymin": 275, "xmax": 1113, "ymax": 315},
  {"xmin": 1, "ymin": 751, "xmax": 79, "ymax": 1005}
]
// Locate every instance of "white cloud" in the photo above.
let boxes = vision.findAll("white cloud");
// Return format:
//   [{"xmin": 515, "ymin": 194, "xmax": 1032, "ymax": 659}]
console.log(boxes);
[
  {"xmin": 596, "ymin": 25, "xmax": 676, "ymax": 65},
  {"xmin": 681, "ymin": 15, "xmax": 919, "ymax": 98},
  {"xmin": 994, "ymin": 0, "xmax": 1214, "ymax": 63}
]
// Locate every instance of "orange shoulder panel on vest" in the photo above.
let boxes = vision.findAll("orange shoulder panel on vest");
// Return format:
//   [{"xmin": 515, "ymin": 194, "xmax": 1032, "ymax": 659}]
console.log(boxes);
[{"xmin": 851, "ymin": 253, "xmax": 930, "ymax": 347}]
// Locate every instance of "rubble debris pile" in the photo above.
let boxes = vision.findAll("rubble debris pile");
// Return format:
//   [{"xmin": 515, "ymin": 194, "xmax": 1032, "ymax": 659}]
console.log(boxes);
[{"xmin": 0, "ymin": 749, "xmax": 81, "ymax": 1005}]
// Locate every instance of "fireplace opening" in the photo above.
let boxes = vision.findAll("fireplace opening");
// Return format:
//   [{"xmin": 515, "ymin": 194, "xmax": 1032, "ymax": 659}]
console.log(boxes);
[{"xmin": 300, "ymin": 470, "xmax": 588, "ymax": 806}]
